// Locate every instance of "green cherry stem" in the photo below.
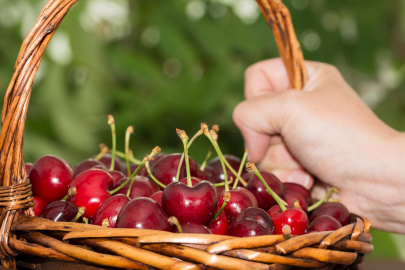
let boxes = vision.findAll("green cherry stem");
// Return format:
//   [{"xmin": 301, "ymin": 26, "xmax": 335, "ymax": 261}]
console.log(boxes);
[
  {"xmin": 145, "ymin": 162, "xmax": 166, "ymax": 189},
  {"xmin": 168, "ymin": 216, "xmax": 182, "ymax": 233},
  {"xmin": 177, "ymin": 129, "xmax": 192, "ymax": 187},
  {"xmin": 213, "ymin": 192, "xmax": 231, "ymax": 220},
  {"xmin": 108, "ymin": 115, "xmax": 116, "ymax": 171},
  {"xmin": 232, "ymin": 149, "xmax": 249, "ymax": 189},
  {"xmin": 125, "ymin": 126, "xmax": 134, "ymax": 177},
  {"xmin": 307, "ymin": 187, "xmax": 339, "ymax": 212},
  {"xmin": 71, "ymin": 207, "xmax": 86, "ymax": 223},
  {"xmin": 246, "ymin": 162, "xmax": 287, "ymax": 211},
  {"xmin": 199, "ymin": 145, "xmax": 213, "ymax": 171},
  {"xmin": 83, "ymin": 217, "xmax": 89, "ymax": 224},
  {"xmin": 109, "ymin": 147, "xmax": 161, "ymax": 195},
  {"xmin": 62, "ymin": 187, "xmax": 77, "ymax": 201},
  {"xmin": 111, "ymin": 150, "xmax": 141, "ymax": 165},
  {"xmin": 175, "ymin": 129, "xmax": 203, "ymax": 182}
]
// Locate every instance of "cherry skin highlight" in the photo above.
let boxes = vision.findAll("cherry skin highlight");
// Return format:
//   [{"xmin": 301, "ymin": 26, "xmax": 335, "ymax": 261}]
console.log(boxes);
[
  {"xmin": 93, "ymin": 194, "xmax": 130, "ymax": 228},
  {"xmin": 268, "ymin": 205, "xmax": 308, "ymax": 235},
  {"xmin": 29, "ymin": 155, "xmax": 73, "ymax": 204},
  {"xmin": 116, "ymin": 197, "xmax": 172, "ymax": 231},
  {"xmin": 68, "ymin": 169, "xmax": 113, "ymax": 220},
  {"xmin": 245, "ymin": 171, "xmax": 285, "ymax": 211},
  {"xmin": 207, "ymin": 155, "xmax": 242, "ymax": 184},
  {"xmin": 308, "ymin": 215, "xmax": 342, "ymax": 232},
  {"xmin": 162, "ymin": 181, "xmax": 218, "ymax": 226},
  {"xmin": 115, "ymin": 176, "xmax": 159, "ymax": 199},
  {"xmin": 39, "ymin": 200, "xmax": 79, "ymax": 222}
]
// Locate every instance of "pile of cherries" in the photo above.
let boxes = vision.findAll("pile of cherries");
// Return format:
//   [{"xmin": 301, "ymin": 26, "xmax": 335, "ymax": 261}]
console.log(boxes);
[{"xmin": 25, "ymin": 119, "xmax": 351, "ymax": 237}]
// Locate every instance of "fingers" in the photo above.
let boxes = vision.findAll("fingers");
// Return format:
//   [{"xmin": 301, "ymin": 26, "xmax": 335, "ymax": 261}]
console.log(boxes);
[{"xmin": 271, "ymin": 169, "xmax": 314, "ymax": 190}]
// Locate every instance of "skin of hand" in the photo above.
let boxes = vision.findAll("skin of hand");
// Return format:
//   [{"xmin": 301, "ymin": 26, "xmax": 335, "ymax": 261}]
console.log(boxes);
[{"xmin": 233, "ymin": 58, "xmax": 405, "ymax": 233}]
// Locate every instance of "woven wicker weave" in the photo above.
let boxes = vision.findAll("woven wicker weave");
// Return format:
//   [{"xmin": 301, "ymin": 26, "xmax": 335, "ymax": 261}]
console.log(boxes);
[{"xmin": 0, "ymin": 0, "xmax": 373, "ymax": 269}]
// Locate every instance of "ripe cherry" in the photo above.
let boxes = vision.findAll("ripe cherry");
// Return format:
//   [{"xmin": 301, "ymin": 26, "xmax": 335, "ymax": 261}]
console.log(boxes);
[
  {"xmin": 93, "ymin": 194, "xmax": 130, "ymax": 228},
  {"xmin": 39, "ymin": 200, "xmax": 79, "ymax": 222},
  {"xmin": 308, "ymin": 215, "xmax": 342, "ymax": 232},
  {"xmin": 309, "ymin": 202, "xmax": 351, "ymax": 226},
  {"xmin": 228, "ymin": 207, "xmax": 274, "ymax": 233},
  {"xmin": 98, "ymin": 154, "xmax": 124, "ymax": 172},
  {"xmin": 218, "ymin": 187, "xmax": 258, "ymax": 222},
  {"xmin": 245, "ymin": 171, "xmax": 285, "ymax": 211},
  {"xmin": 198, "ymin": 166, "xmax": 219, "ymax": 184},
  {"xmin": 33, "ymin": 196, "xmax": 48, "ymax": 217},
  {"xmin": 179, "ymin": 176, "xmax": 200, "ymax": 186},
  {"xmin": 284, "ymin": 183, "xmax": 312, "ymax": 205},
  {"xmin": 68, "ymin": 169, "xmax": 113, "ymax": 220},
  {"xmin": 268, "ymin": 205, "xmax": 308, "ymax": 235},
  {"xmin": 162, "ymin": 181, "xmax": 218, "ymax": 226},
  {"xmin": 150, "ymin": 191, "xmax": 163, "ymax": 205},
  {"xmin": 208, "ymin": 212, "xmax": 229, "ymax": 235},
  {"xmin": 115, "ymin": 176, "xmax": 159, "ymax": 199},
  {"xmin": 29, "ymin": 155, "xmax": 73, "ymax": 204},
  {"xmin": 208, "ymin": 155, "xmax": 242, "ymax": 183},
  {"xmin": 151, "ymin": 154, "xmax": 198, "ymax": 186},
  {"xmin": 129, "ymin": 164, "xmax": 148, "ymax": 177},
  {"xmin": 227, "ymin": 220, "xmax": 272, "ymax": 237},
  {"xmin": 172, "ymin": 221, "xmax": 212, "ymax": 234},
  {"xmin": 284, "ymin": 190, "xmax": 308, "ymax": 212},
  {"xmin": 116, "ymin": 197, "xmax": 172, "ymax": 231},
  {"xmin": 109, "ymin": 170, "xmax": 126, "ymax": 187},
  {"xmin": 73, "ymin": 159, "xmax": 107, "ymax": 177}
]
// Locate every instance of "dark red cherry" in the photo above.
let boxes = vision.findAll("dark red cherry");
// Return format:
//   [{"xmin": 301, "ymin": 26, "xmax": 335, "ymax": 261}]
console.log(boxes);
[
  {"xmin": 151, "ymin": 154, "xmax": 198, "ymax": 186},
  {"xmin": 115, "ymin": 176, "xmax": 159, "ymax": 199},
  {"xmin": 174, "ymin": 223, "xmax": 212, "ymax": 234},
  {"xmin": 116, "ymin": 197, "xmax": 172, "ymax": 231},
  {"xmin": 308, "ymin": 215, "xmax": 342, "ymax": 232},
  {"xmin": 309, "ymin": 202, "xmax": 351, "ymax": 226},
  {"xmin": 198, "ymin": 166, "xmax": 220, "ymax": 184},
  {"xmin": 208, "ymin": 212, "xmax": 229, "ymax": 235},
  {"xmin": 150, "ymin": 191, "xmax": 163, "ymax": 205},
  {"xmin": 245, "ymin": 171, "xmax": 285, "ymax": 211},
  {"xmin": 268, "ymin": 205, "xmax": 308, "ymax": 235},
  {"xmin": 93, "ymin": 194, "xmax": 130, "ymax": 228},
  {"xmin": 284, "ymin": 190, "xmax": 308, "ymax": 212},
  {"xmin": 227, "ymin": 220, "xmax": 272, "ymax": 237},
  {"xmin": 33, "ymin": 196, "xmax": 48, "ymax": 217},
  {"xmin": 149, "ymin": 153, "xmax": 166, "ymax": 167},
  {"xmin": 98, "ymin": 154, "xmax": 124, "ymax": 172},
  {"xmin": 73, "ymin": 159, "xmax": 107, "ymax": 177},
  {"xmin": 29, "ymin": 155, "xmax": 73, "ymax": 204},
  {"xmin": 179, "ymin": 177, "xmax": 201, "ymax": 186},
  {"xmin": 162, "ymin": 181, "xmax": 218, "ymax": 226},
  {"xmin": 68, "ymin": 169, "xmax": 113, "ymax": 220},
  {"xmin": 284, "ymin": 183, "xmax": 312, "ymax": 205},
  {"xmin": 207, "ymin": 155, "xmax": 242, "ymax": 183},
  {"xmin": 39, "ymin": 200, "xmax": 78, "ymax": 222},
  {"xmin": 216, "ymin": 186, "xmax": 225, "ymax": 201},
  {"xmin": 218, "ymin": 187, "xmax": 258, "ymax": 222},
  {"xmin": 25, "ymin": 163, "xmax": 33, "ymax": 174},
  {"xmin": 129, "ymin": 164, "xmax": 148, "ymax": 177},
  {"xmin": 108, "ymin": 170, "xmax": 126, "ymax": 187},
  {"xmin": 228, "ymin": 207, "xmax": 274, "ymax": 233}
]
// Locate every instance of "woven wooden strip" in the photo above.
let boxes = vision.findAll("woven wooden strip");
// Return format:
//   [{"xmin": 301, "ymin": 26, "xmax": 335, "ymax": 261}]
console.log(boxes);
[
  {"xmin": 63, "ymin": 228, "xmax": 170, "ymax": 240},
  {"xmin": 136, "ymin": 234, "xmax": 234, "ymax": 246},
  {"xmin": 330, "ymin": 239, "xmax": 373, "ymax": 254},
  {"xmin": 24, "ymin": 231, "xmax": 149, "ymax": 269},
  {"xmin": 206, "ymin": 235, "xmax": 285, "ymax": 254},
  {"xmin": 12, "ymin": 221, "xmax": 103, "ymax": 232},
  {"xmin": 292, "ymin": 247, "xmax": 357, "ymax": 265},
  {"xmin": 357, "ymin": 232, "xmax": 372, "ymax": 243},
  {"xmin": 223, "ymin": 249, "xmax": 325, "ymax": 268},
  {"xmin": 319, "ymin": 224, "xmax": 355, "ymax": 249},
  {"xmin": 275, "ymin": 231, "xmax": 331, "ymax": 255},
  {"xmin": 351, "ymin": 218, "xmax": 364, "ymax": 241},
  {"xmin": 143, "ymin": 243, "xmax": 273, "ymax": 270}
]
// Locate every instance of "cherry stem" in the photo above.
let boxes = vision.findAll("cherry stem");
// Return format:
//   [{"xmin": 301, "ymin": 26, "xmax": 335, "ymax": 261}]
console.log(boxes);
[
  {"xmin": 71, "ymin": 207, "xmax": 86, "ymax": 223},
  {"xmin": 112, "ymin": 150, "xmax": 141, "ymax": 164},
  {"xmin": 307, "ymin": 187, "xmax": 339, "ymax": 212},
  {"xmin": 102, "ymin": 219, "xmax": 110, "ymax": 227},
  {"xmin": 177, "ymin": 129, "xmax": 192, "ymax": 187},
  {"xmin": 145, "ymin": 162, "xmax": 166, "ymax": 189},
  {"xmin": 176, "ymin": 129, "xmax": 203, "ymax": 182},
  {"xmin": 232, "ymin": 150, "xmax": 249, "ymax": 189},
  {"xmin": 125, "ymin": 126, "xmax": 134, "ymax": 177},
  {"xmin": 168, "ymin": 216, "xmax": 182, "ymax": 233},
  {"xmin": 213, "ymin": 192, "xmax": 231, "ymax": 220},
  {"xmin": 83, "ymin": 217, "xmax": 88, "ymax": 224},
  {"xmin": 62, "ymin": 187, "xmax": 77, "ymax": 201},
  {"xmin": 94, "ymin": 143, "xmax": 108, "ymax": 161},
  {"xmin": 108, "ymin": 115, "xmax": 116, "ymax": 171},
  {"xmin": 110, "ymin": 147, "xmax": 162, "ymax": 195},
  {"xmin": 246, "ymin": 162, "xmax": 287, "ymax": 211},
  {"xmin": 199, "ymin": 146, "xmax": 213, "ymax": 171},
  {"xmin": 213, "ymin": 177, "xmax": 234, "ymax": 187}
]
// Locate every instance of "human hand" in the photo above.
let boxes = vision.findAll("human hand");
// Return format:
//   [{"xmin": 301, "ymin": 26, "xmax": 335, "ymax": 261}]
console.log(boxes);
[{"xmin": 233, "ymin": 58, "xmax": 405, "ymax": 233}]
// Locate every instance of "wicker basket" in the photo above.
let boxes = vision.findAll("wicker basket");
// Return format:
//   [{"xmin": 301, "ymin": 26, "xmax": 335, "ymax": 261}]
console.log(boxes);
[{"xmin": 0, "ymin": 0, "xmax": 373, "ymax": 269}]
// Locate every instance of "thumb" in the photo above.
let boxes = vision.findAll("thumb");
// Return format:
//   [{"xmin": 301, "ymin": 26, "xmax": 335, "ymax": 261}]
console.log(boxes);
[{"xmin": 233, "ymin": 90, "xmax": 300, "ymax": 163}]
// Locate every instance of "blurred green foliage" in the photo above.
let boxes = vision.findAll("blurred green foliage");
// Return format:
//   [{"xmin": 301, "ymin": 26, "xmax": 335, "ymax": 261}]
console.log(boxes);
[{"xmin": 0, "ymin": 0, "xmax": 405, "ymax": 261}]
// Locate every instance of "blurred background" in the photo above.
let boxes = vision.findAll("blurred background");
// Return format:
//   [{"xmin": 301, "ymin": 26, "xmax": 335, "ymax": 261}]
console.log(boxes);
[{"xmin": 0, "ymin": 0, "xmax": 405, "ymax": 265}]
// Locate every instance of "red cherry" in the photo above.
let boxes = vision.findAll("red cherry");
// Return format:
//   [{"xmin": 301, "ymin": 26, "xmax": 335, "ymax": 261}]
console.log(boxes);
[
  {"xmin": 25, "ymin": 163, "xmax": 33, "ymax": 174},
  {"xmin": 228, "ymin": 207, "xmax": 274, "ymax": 233},
  {"xmin": 268, "ymin": 205, "xmax": 308, "ymax": 235},
  {"xmin": 39, "ymin": 200, "xmax": 78, "ymax": 222},
  {"xmin": 179, "ymin": 176, "xmax": 201, "ymax": 186},
  {"xmin": 216, "ymin": 186, "xmax": 225, "ymax": 201},
  {"xmin": 29, "ymin": 155, "xmax": 73, "ymax": 204},
  {"xmin": 218, "ymin": 187, "xmax": 258, "ymax": 222},
  {"xmin": 245, "ymin": 171, "xmax": 285, "ymax": 210},
  {"xmin": 174, "ymin": 223, "xmax": 212, "ymax": 234},
  {"xmin": 149, "ymin": 153, "xmax": 166, "ymax": 167},
  {"xmin": 93, "ymin": 194, "xmax": 130, "ymax": 228},
  {"xmin": 308, "ymin": 215, "xmax": 342, "ymax": 232},
  {"xmin": 98, "ymin": 154, "xmax": 124, "ymax": 172},
  {"xmin": 68, "ymin": 169, "xmax": 113, "ymax": 220},
  {"xmin": 162, "ymin": 181, "xmax": 218, "ymax": 226},
  {"xmin": 309, "ymin": 202, "xmax": 351, "ymax": 226},
  {"xmin": 114, "ymin": 176, "xmax": 159, "ymax": 199},
  {"xmin": 33, "ymin": 196, "xmax": 48, "ymax": 217},
  {"xmin": 284, "ymin": 190, "xmax": 308, "ymax": 212},
  {"xmin": 227, "ymin": 220, "xmax": 273, "ymax": 237},
  {"xmin": 73, "ymin": 159, "xmax": 107, "ymax": 177},
  {"xmin": 108, "ymin": 170, "xmax": 126, "ymax": 186},
  {"xmin": 129, "ymin": 164, "xmax": 148, "ymax": 177},
  {"xmin": 151, "ymin": 154, "xmax": 198, "ymax": 186},
  {"xmin": 198, "ymin": 166, "xmax": 220, "ymax": 184},
  {"xmin": 284, "ymin": 183, "xmax": 312, "ymax": 205},
  {"xmin": 208, "ymin": 212, "xmax": 229, "ymax": 235},
  {"xmin": 116, "ymin": 197, "xmax": 172, "ymax": 231},
  {"xmin": 150, "ymin": 191, "xmax": 163, "ymax": 205},
  {"xmin": 207, "ymin": 155, "xmax": 243, "ymax": 183}
]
